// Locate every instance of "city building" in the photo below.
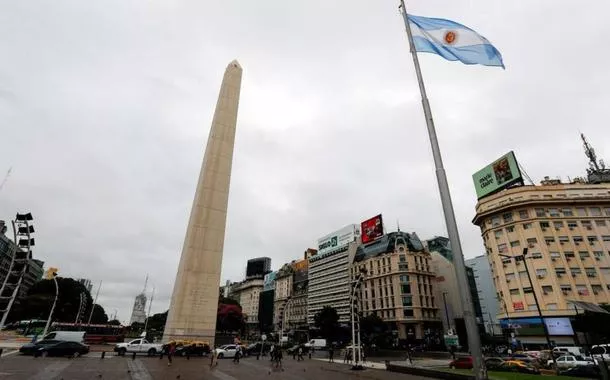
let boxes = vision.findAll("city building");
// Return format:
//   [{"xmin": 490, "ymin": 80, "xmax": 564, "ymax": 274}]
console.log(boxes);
[
  {"xmin": 466, "ymin": 255, "xmax": 501, "ymax": 335},
  {"xmin": 353, "ymin": 231, "xmax": 442, "ymax": 342},
  {"xmin": 231, "ymin": 277, "xmax": 264, "ymax": 332},
  {"xmin": 129, "ymin": 292, "xmax": 147, "ymax": 325},
  {"xmin": 258, "ymin": 271, "xmax": 276, "ymax": 334},
  {"xmin": 77, "ymin": 278, "xmax": 93, "ymax": 294},
  {"xmin": 163, "ymin": 60, "xmax": 242, "ymax": 345},
  {"xmin": 308, "ymin": 224, "xmax": 361, "ymax": 324},
  {"xmin": 274, "ymin": 263, "xmax": 293, "ymax": 332},
  {"xmin": 246, "ymin": 257, "xmax": 271, "ymax": 279},
  {"xmin": 288, "ymin": 253, "xmax": 311, "ymax": 341},
  {"xmin": 473, "ymin": 177, "xmax": 610, "ymax": 345}
]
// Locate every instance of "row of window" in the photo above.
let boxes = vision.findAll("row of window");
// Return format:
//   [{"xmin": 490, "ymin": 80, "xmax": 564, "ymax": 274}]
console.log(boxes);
[
  {"xmin": 492, "ymin": 220, "xmax": 609, "ymax": 240},
  {"xmin": 489, "ymin": 207, "xmax": 610, "ymax": 226},
  {"xmin": 498, "ymin": 250, "xmax": 607, "ymax": 263},
  {"xmin": 506, "ymin": 283, "xmax": 607, "ymax": 298}
]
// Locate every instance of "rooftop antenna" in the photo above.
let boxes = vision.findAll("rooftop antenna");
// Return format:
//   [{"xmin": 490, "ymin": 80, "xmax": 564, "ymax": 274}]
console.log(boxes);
[
  {"xmin": 142, "ymin": 274, "xmax": 149, "ymax": 294},
  {"xmin": 0, "ymin": 167, "xmax": 12, "ymax": 193},
  {"xmin": 582, "ymin": 133, "xmax": 601, "ymax": 171}
]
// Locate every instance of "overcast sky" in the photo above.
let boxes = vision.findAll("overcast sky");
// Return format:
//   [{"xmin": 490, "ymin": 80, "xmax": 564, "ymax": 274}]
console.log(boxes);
[{"xmin": 1, "ymin": 1, "xmax": 608, "ymax": 324}]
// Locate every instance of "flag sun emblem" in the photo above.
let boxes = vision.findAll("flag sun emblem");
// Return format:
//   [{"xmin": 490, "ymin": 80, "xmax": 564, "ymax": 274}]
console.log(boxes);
[{"xmin": 444, "ymin": 31, "xmax": 457, "ymax": 44}]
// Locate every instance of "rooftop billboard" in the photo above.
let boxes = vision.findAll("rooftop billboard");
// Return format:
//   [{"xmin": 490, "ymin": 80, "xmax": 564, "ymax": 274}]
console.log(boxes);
[
  {"xmin": 263, "ymin": 271, "xmax": 276, "ymax": 291},
  {"xmin": 472, "ymin": 151, "xmax": 523, "ymax": 199},
  {"xmin": 316, "ymin": 224, "xmax": 360, "ymax": 257},
  {"xmin": 361, "ymin": 214, "xmax": 384, "ymax": 244}
]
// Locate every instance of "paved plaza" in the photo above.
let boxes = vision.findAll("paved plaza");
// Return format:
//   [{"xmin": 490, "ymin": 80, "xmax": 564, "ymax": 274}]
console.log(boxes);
[{"xmin": 0, "ymin": 352, "xmax": 432, "ymax": 380}]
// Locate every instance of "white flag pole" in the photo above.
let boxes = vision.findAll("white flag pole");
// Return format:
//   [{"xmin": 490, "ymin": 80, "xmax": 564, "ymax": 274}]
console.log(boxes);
[{"xmin": 398, "ymin": 2, "xmax": 487, "ymax": 379}]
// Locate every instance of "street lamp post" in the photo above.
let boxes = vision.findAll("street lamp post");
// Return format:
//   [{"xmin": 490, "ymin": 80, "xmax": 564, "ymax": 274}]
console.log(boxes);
[
  {"xmin": 42, "ymin": 272, "xmax": 59, "ymax": 338},
  {"xmin": 350, "ymin": 268, "xmax": 366, "ymax": 370},
  {"xmin": 500, "ymin": 248, "xmax": 557, "ymax": 371}
]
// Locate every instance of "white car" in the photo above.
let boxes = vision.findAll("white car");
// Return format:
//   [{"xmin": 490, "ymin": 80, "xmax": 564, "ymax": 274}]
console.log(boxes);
[
  {"xmin": 215, "ymin": 344, "xmax": 239, "ymax": 359},
  {"xmin": 548, "ymin": 355, "xmax": 593, "ymax": 369},
  {"xmin": 114, "ymin": 339, "xmax": 163, "ymax": 356}
]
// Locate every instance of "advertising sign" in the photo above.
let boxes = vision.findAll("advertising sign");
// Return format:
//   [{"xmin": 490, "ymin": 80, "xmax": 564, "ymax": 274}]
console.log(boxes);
[
  {"xmin": 263, "ymin": 271, "xmax": 276, "ymax": 291},
  {"xmin": 512, "ymin": 301, "xmax": 524, "ymax": 311},
  {"xmin": 472, "ymin": 151, "xmax": 523, "ymax": 199},
  {"xmin": 361, "ymin": 214, "xmax": 384, "ymax": 244},
  {"xmin": 544, "ymin": 318, "xmax": 574, "ymax": 336},
  {"xmin": 292, "ymin": 259, "xmax": 308, "ymax": 283},
  {"xmin": 316, "ymin": 224, "xmax": 360, "ymax": 257}
]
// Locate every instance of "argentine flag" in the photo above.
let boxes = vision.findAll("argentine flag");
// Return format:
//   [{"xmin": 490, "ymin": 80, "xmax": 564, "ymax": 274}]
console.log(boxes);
[{"xmin": 408, "ymin": 14, "xmax": 504, "ymax": 68}]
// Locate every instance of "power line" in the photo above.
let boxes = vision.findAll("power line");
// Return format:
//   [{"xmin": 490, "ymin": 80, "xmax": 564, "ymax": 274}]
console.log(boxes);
[{"xmin": 0, "ymin": 167, "xmax": 12, "ymax": 192}]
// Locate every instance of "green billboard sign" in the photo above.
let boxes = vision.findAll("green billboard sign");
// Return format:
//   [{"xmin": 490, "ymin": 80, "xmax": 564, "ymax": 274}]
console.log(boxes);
[{"xmin": 472, "ymin": 151, "xmax": 523, "ymax": 199}]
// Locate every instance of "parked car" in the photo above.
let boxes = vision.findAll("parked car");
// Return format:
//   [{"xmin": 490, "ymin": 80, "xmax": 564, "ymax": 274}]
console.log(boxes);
[
  {"xmin": 19, "ymin": 340, "xmax": 61, "ymax": 355},
  {"xmin": 40, "ymin": 331, "xmax": 86, "ymax": 343},
  {"xmin": 496, "ymin": 360, "xmax": 540, "ymax": 374},
  {"xmin": 560, "ymin": 365, "xmax": 602, "ymax": 379},
  {"xmin": 548, "ymin": 355, "xmax": 593, "ymax": 369},
  {"xmin": 553, "ymin": 346, "xmax": 586, "ymax": 357},
  {"xmin": 214, "ymin": 344, "xmax": 239, "ymax": 359},
  {"xmin": 114, "ymin": 338, "xmax": 163, "ymax": 356},
  {"xmin": 449, "ymin": 356, "xmax": 473, "ymax": 369},
  {"xmin": 304, "ymin": 339, "xmax": 326, "ymax": 349},
  {"xmin": 484, "ymin": 357, "xmax": 505, "ymax": 370},
  {"xmin": 35, "ymin": 341, "xmax": 90, "ymax": 358},
  {"xmin": 175, "ymin": 342, "xmax": 211, "ymax": 357}
]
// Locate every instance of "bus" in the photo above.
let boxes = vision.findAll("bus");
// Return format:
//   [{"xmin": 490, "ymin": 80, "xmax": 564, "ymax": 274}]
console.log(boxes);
[{"xmin": 52, "ymin": 323, "xmax": 126, "ymax": 344}]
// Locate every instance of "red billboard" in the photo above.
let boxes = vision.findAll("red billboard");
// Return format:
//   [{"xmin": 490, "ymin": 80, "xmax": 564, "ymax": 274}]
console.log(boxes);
[{"xmin": 361, "ymin": 214, "xmax": 384, "ymax": 244}]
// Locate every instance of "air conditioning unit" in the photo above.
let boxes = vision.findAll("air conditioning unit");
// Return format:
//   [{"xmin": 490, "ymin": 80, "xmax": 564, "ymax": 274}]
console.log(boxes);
[
  {"xmin": 543, "ymin": 291, "xmax": 548, "ymax": 295},
  {"xmin": 594, "ymin": 291, "xmax": 599, "ymax": 295},
  {"xmin": 567, "ymin": 257, "xmax": 571, "ymax": 261},
  {"xmin": 596, "ymin": 257, "xmax": 601, "ymax": 261},
  {"xmin": 529, "ymin": 244, "xmax": 535, "ymax": 248},
  {"xmin": 507, "ymin": 278, "xmax": 511, "ymax": 282},
  {"xmin": 552, "ymin": 258, "xmax": 556, "ymax": 261},
  {"xmin": 537, "ymin": 275, "xmax": 544, "ymax": 279}
]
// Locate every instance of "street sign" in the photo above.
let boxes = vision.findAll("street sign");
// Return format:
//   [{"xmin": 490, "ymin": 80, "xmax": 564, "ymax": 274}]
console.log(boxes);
[{"xmin": 444, "ymin": 334, "xmax": 459, "ymax": 347}]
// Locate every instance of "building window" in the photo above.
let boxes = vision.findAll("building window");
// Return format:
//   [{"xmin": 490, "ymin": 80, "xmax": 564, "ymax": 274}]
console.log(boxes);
[
  {"xmin": 554, "ymin": 221, "xmax": 564, "ymax": 230},
  {"xmin": 568, "ymin": 222, "xmax": 578, "ymax": 229},
  {"xmin": 563, "ymin": 208, "xmax": 574, "ymax": 216},
  {"xmin": 400, "ymin": 275, "xmax": 409, "ymax": 283},
  {"xmin": 401, "ymin": 285, "xmax": 410, "ymax": 294},
  {"xmin": 509, "ymin": 288, "xmax": 520, "ymax": 295},
  {"xmin": 503, "ymin": 212, "xmax": 513, "ymax": 223},
  {"xmin": 535, "ymin": 208, "xmax": 546, "ymax": 217},
  {"xmin": 506, "ymin": 226, "xmax": 515, "ymax": 233},
  {"xmin": 547, "ymin": 303, "xmax": 558, "ymax": 310},
  {"xmin": 531, "ymin": 252, "xmax": 543, "ymax": 259},
  {"xmin": 570, "ymin": 267, "xmax": 581, "ymax": 276},
  {"xmin": 588, "ymin": 236, "xmax": 599, "ymax": 244},
  {"xmin": 519, "ymin": 210, "xmax": 529, "ymax": 219},
  {"xmin": 542, "ymin": 285, "xmax": 553, "ymax": 294},
  {"xmin": 528, "ymin": 304, "xmax": 537, "ymax": 311},
  {"xmin": 576, "ymin": 208, "xmax": 587, "ymax": 217},
  {"xmin": 555, "ymin": 267, "xmax": 566, "ymax": 276},
  {"xmin": 605, "ymin": 208, "xmax": 610, "ymax": 216},
  {"xmin": 574, "ymin": 236, "xmax": 584, "ymax": 244},
  {"xmin": 523, "ymin": 223, "xmax": 533, "ymax": 230},
  {"xmin": 586, "ymin": 268, "xmax": 597, "ymax": 277},
  {"xmin": 492, "ymin": 217, "xmax": 501, "ymax": 227},
  {"xmin": 399, "ymin": 255, "xmax": 406, "ymax": 262},
  {"xmin": 540, "ymin": 221, "xmax": 551, "ymax": 229},
  {"xmin": 579, "ymin": 251, "xmax": 590, "ymax": 259},
  {"xmin": 524, "ymin": 287, "xmax": 533, "ymax": 293},
  {"xmin": 549, "ymin": 208, "xmax": 560, "ymax": 217},
  {"xmin": 596, "ymin": 220, "xmax": 607, "ymax": 227},
  {"xmin": 594, "ymin": 251, "xmax": 604, "ymax": 259},
  {"xmin": 591, "ymin": 207, "xmax": 603, "ymax": 217},
  {"xmin": 592, "ymin": 285, "xmax": 603, "ymax": 295},
  {"xmin": 495, "ymin": 230, "xmax": 503, "ymax": 238},
  {"xmin": 498, "ymin": 244, "xmax": 508, "ymax": 253},
  {"xmin": 603, "ymin": 236, "xmax": 610, "ymax": 242},
  {"xmin": 526, "ymin": 237, "xmax": 538, "ymax": 245},
  {"xmin": 545, "ymin": 237, "xmax": 555, "ymax": 245},
  {"xmin": 506, "ymin": 273, "xmax": 515, "ymax": 282},
  {"xmin": 559, "ymin": 236, "xmax": 570, "ymax": 244},
  {"xmin": 403, "ymin": 309, "xmax": 414, "ymax": 318},
  {"xmin": 560, "ymin": 284, "xmax": 571, "ymax": 292},
  {"xmin": 550, "ymin": 252, "xmax": 561, "ymax": 260},
  {"xmin": 510, "ymin": 241, "xmax": 520, "ymax": 247},
  {"xmin": 536, "ymin": 268, "xmax": 548, "ymax": 277},
  {"xmin": 576, "ymin": 285, "xmax": 589, "ymax": 296},
  {"xmin": 582, "ymin": 221, "xmax": 594, "ymax": 231}
]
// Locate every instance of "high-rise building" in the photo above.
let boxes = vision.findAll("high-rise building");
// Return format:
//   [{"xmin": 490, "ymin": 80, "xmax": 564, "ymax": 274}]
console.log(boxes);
[
  {"xmin": 258, "ymin": 271, "xmax": 276, "ymax": 334},
  {"xmin": 164, "ymin": 60, "xmax": 242, "ymax": 345},
  {"xmin": 466, "ymin": 255, "xmax": 500, "ymax": 335},
  {"xmin": 473, "ymin": 178, "xmax": 610, "ymax": 346},
  {"xmin": 273, "ymin": 263, "xmax": 293, "ymax": 331},
  {"xmin": 353, "ymin": 231, "xmax": 442, "ymax": 342},
  {"xmin": 246, "ymin": 257, "xmax": 271, "ymax": 279},
  {"xmin": 288, "ymin": 254, "xmax": 310, "ymax": 340},
  {"xmin": 307, "ymin": 225, "xmax": 360, "ymax": 324}
]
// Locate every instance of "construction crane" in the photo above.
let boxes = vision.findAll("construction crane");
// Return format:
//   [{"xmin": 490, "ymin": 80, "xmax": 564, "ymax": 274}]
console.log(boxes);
[{"xmin": 0, "ymin": 167, "xmax": 11, "ymax": 192}]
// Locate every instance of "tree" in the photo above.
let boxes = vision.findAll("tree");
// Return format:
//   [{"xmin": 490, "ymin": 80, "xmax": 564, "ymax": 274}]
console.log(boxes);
[
  {"xmin": 147, "ymin": 311, "xmax": 168, "ymax": 332},
  {"xmin": 217, "ymin": 303, "xmax": 244, "ymax": 333},
  {"xmin": 314, "ymin": 306, "xmax": 339, "ymax": 340},
  {"xmin": 9, "ymin": 277, "xmax": 93, "ymax": 323},
  {"xmin": 89, "ymin": 304, "xmax": 108, "ymax": 324},
  {"xmin": 108, "ymin": 319, "xmax": 121, "ymax": 326},
  {"xmin": 360, "ymin": 314, "xmax": 387, "ymax": 345}
]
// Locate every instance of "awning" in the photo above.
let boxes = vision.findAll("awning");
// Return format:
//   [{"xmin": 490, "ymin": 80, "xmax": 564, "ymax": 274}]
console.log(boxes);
[{"xmin": 566, "ymin": 300, "xmax": 610, "ymax": 314}]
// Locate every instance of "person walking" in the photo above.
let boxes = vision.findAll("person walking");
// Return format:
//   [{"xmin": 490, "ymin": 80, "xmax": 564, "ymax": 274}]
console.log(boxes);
[
  {"xmin": 297, "ymin": 346, "xmax": 304, "ymax": 361},
  {"xmin": 328, "ymin": 345, "xmax": 334, "ymax": 363},
  {"xmin": 210, "ymin": 347, "xmax": 219, "ymax": 369},
  {"xmin": 233, "ymin": 345, "xmax": 241, "ymax": 364},
  {"xmin": 167, "ymin": 341, "xmax": 176, "ymax": 366}
]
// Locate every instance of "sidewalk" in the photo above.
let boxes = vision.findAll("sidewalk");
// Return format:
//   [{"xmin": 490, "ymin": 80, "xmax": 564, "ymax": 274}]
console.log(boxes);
[{"xmin": 312, "ymin": 357, "xmax": 387, "ymax": 370}]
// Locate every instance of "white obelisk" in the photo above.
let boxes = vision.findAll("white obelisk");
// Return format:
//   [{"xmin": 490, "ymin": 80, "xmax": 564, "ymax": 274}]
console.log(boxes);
[{"xmin": 163, "ymin": 60, "xmax": 242, "ymax": 345}]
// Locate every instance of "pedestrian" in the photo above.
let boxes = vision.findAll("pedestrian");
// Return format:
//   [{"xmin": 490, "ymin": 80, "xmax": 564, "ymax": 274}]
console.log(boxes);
[
  {"xmin": 297, "ymin": 346, "xmax": 304, "ymax": 361},
  {"xmin": 308, "ymin": 346, "xmax": 313, "ymax": 360},
  {"xmin": 406, "ymin": 346, "xmax": 413, "ymax": 365},
  {"xmin": 328, "ymin": 345, "xmax": 334, "ymax": 363},
  {"xmin": 270, "ymin": 344, "xmax": 275, "ymax": 362},
  {"xmin": 159, "ymin": 343, "xmax": 166, "ymax": 360},
  {"xmin": 210, "ymin": 347, "xmax": 219, "ymax": 369},
  {"xmin": 167, "ymin": 341, "xmax": 176, "ymax": 366},
  {"xmin": 275, "ymin": 348, "xmax": 283, "ymax": 371},
  {"xmin": 233, "ymin": 346, "xmax": 241, "ymax": 364},
  {"xmin": 343, "ymin": 347, "xmax": 350, "ymax": 363}
]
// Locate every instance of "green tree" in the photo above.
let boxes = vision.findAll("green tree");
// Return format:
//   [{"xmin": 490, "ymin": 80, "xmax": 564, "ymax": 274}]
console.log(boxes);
[
  {"xmin": 314, "ymin": 306, "xmax": 339, "ymax": 340},
  {"xmin": 360, "ymin": 314, "xmax": 386, "ymax": 344},
  {"xmin": 9, "ymin": 277, "xmax": 93, "ymax": 323},
  {"xmin": 89, "ymin": 304, "xmax": 108, "ymax": 324},
  {"xmin": 108, "ymin": 319, "xmax": 121, "ymax": 326}
]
